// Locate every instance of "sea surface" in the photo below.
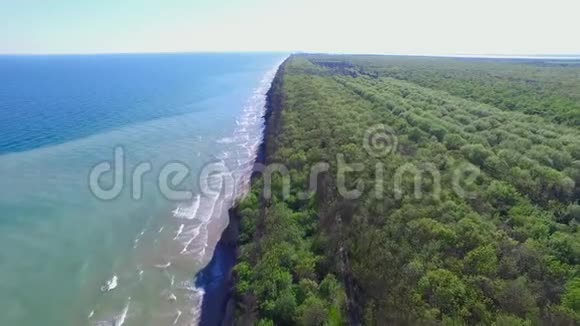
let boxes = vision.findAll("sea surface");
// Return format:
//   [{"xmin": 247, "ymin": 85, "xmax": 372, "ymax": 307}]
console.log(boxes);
[{"xmin": 0, "ymin": 53, "xmax": 285, "ymax": 325}]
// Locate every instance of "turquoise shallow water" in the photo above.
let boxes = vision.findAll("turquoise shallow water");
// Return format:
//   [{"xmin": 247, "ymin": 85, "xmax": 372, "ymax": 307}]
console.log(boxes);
[{"xmin": 0, "ymin": 53, "xmax": 285, "ymax": 325}]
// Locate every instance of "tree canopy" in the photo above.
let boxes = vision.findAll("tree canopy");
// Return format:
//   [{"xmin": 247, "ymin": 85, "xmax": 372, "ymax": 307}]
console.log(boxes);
[{"xmin": 233, "ymin": 54, "xmax": 580, "ymax": 325}]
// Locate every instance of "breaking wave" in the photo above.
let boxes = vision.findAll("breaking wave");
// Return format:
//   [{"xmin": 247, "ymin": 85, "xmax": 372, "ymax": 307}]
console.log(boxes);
[{"xmin": 90, "ymin": 59, "xmax": 284, "ymax": 325}]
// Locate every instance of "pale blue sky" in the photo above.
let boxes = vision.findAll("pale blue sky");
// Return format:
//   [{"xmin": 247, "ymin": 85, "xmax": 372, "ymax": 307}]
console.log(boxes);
[{"xmin": 1, "ymin": 0, "xmax": 579, "ymax": 55}]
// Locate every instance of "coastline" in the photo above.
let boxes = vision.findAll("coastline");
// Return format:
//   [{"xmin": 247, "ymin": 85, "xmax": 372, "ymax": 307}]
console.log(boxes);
[
  {"xmin": 195, "ymin": 58, "xmax": 288, "ymax": 326},
  {"xmin": 195, "ymin": 207, "xmax": 240, "ymax": 326}
]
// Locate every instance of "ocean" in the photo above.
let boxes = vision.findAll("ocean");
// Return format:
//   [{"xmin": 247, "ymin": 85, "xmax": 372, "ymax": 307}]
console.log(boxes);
[{"xmin": 0, "ymin": 53, "xmax": 285, "ymax": 325}]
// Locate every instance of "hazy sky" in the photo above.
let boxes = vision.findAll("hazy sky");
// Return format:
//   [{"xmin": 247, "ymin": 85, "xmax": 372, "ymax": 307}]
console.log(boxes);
[{"xmin": 1, "ymin": 0, "xmax": 578, "ymax": 55}]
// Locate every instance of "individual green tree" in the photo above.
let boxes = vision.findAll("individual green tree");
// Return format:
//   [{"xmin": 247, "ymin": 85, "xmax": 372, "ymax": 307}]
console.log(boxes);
[
  {"xmin": 492, "ymin": 314, "xmax": 532, "ymax": 326},
  {"xmin": 256, "ymin": 319, "xmax": 275, "ymax": 326},
  {"xmin": 418, "ymin": 269, "xmax": 467, "ymax": 317},
  {"xmin": 444, "ymin": 133, "xmax": 467, "ymax": 150},
  {"xmin": 297, "ymin": 296, "xmax": 327, "ymax": 326},
  {"xmin": 486, "ymin": 181, "xmax": 520, "ymax": 212},
  {"xmin": 464, "ymin": 244, "xmax": 497, "ymax": 276},
  {"xmin": 496, "ymin": 277, "xmax": 538, "ymax": 319},
  {"xmin": 234, "ymin": 261, "xmax": 253, "ymax": 294},
  {"xmin": 566, "ymin": 204, "xmax": 580, "ymax": 223},
  {"xmin": 461, "ymin": 144, "xmax": 493, "ymax": 166},
  {"xmin": 561, "ymin": 278, "xmax": 580, "ymax": 314}
]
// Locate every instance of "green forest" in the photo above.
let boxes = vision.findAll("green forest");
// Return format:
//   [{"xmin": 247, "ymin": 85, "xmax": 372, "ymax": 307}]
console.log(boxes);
[{"xmin": 232, "ymin": 55, "xmax": 580, "ymax": 325}]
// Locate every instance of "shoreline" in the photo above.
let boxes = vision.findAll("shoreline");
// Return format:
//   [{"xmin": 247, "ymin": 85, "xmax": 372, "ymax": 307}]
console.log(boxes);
[{"xmin": 195, "ymin": 58, "xmax": 288, "ymax": 326}]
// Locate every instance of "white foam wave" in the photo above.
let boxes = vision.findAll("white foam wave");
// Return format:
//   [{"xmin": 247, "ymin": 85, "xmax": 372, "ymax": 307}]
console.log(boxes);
[
  {"xmin": 106, "ymin": 59, "xmax": 285, "ymax": 326},
  {"xmin": 168, "ymin": 293, "xmax": 177, "ymax": 302},
  {"xmin": 85, "ymin": 58, "xmax": 286, "ymax": 326},
  {"xmin": 116, "ymin": 298, "xmax": 131, "ymax": 326},
  {"xmin": 172, "ymin": 194, "xmax": 200, "ymax": 220},
  {"xmin": 173, "ymin": 310, "xmax": 182, "ymax": 325},
  {"xmin": 173, "ymin": 224, "xmax": 184, "ymax": 240},
  {"xmin": 183, "ymin": 224, "xmax": 202, "ymax": 238},
  {"xmin": 180, "ymin": 236, "xmax": 196, "ymax": 254},
  {"xmin": 226, "ymin": 65, "xmax": 281, "ymax": 198},
  {"xmin": 182, "ymin": 61, "xmax": 284, "ymax": 324},
  {"xmin": 216, "ymin": 137, "xmax": 234, "ymax": 144},
  {"xmin": 93, "ymin": 297, "xmax": 131, "ymax": 326},
  {"xmin": 190, "ymin": 288, "xmax": 205, "ymax": 325},
  {"xmin": 180, "ymin": 224, "xmax": 201, "ymax": 254},
  {"xmin": 154, "ymin": 262, "xmax": 171, "ymax": 269},
  {"xmin": 133, "ymin": 228, "xmax": 146, "ymax": 249},
  {"xmin": 100, "ymin": 275, "xmax": 118, "ymax": 292}
]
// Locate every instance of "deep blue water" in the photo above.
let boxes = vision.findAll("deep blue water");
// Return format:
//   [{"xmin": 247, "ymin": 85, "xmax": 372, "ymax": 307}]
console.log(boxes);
[
  {"xmin": 0, "ymin": 53, "xmax": 285, "ymax": 325},
  {"xmin": 0, "ymin": 53, "xmax": 278, "ymax": 154}
]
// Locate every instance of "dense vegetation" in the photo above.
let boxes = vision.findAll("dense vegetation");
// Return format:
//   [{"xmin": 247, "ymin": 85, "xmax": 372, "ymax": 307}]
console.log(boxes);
[
  {"xmin": 315, "ymin": 55, "xmax": 580, "ymax": 126},
  {"xmin": 232, "ymin": 54, "xmax": 580, "ymax": 325}
]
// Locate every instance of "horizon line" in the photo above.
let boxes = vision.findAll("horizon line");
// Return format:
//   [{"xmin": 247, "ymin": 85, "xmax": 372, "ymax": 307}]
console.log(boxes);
[{"xmin": 0, "ymin": 50, "xmax": 579, "ymax": 60}]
